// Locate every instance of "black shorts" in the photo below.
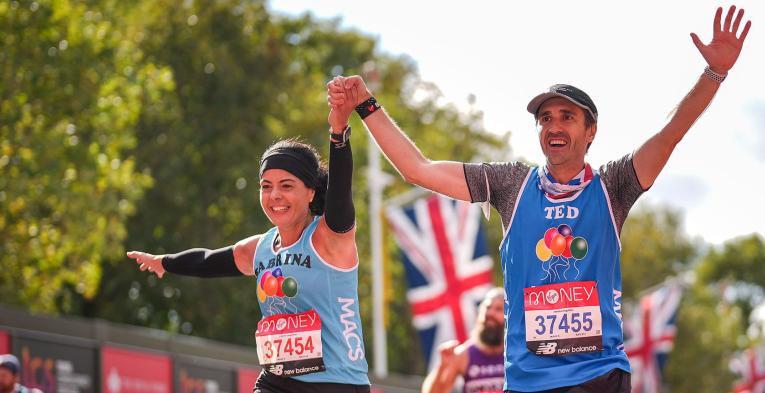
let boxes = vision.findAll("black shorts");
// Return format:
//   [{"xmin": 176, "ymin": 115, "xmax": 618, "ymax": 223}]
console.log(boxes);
[
  {"xmin": 505, "ymin": 368, "xmax": 631, "ymax": 393},
  {"xmin": 253, "ymin": 371, "xmax": 371, "ymax": 393}
]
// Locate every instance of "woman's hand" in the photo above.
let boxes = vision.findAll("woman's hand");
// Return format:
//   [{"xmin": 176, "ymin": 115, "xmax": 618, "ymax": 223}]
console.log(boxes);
[{"xmin": 126, "ymin": 250, "xmax": 166, "ymax": 278}]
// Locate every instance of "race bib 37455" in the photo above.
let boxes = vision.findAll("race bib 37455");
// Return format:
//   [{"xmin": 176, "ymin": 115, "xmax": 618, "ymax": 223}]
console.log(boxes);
[{"xmin": 524, "ymin": 281, "xmax": 603, "ymax": 356}]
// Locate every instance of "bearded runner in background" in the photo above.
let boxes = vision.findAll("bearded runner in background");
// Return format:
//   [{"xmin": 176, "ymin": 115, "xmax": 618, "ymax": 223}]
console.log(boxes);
[{"xmin": 422, "ymin": 288, "xmax": 505, "ymax": 393}]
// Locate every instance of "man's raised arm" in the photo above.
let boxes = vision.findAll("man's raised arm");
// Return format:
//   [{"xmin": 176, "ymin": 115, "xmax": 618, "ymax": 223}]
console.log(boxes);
[
  {"xmin": 633, "ymin": 5, "xmax": 751, "ymax": 189},
  {"xmin": 327, "ymin": 76, "xmax": 473, "ymax": 202}
]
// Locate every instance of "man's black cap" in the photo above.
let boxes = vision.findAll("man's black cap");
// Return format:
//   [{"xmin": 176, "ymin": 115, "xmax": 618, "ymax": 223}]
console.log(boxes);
[{"xmin": 527, "ymin": 84, "xmax": 598, "ymax": 122}]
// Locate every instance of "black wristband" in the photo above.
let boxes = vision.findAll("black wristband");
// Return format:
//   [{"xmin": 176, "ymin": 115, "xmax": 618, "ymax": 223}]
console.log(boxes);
[
  {"xmin": 329, "ymin": 125, "xmax": 351, "ymax": 148},
  {"xmin": 161, "ymin": 246, "xmax": 243, "ymax": 277},
  {"xmin": 355, "ymin": 97, "xmax": 381, "ymax": 119}
]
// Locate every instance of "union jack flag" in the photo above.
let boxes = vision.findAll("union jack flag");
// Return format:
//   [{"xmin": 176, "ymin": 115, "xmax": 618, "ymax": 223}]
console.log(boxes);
[
  {"xmin": 624, "ymin": 280, "xmax": 684, "ymax": 393},
  {"xmin": 386, "ymin": 194, "xmax": 494, "ymax": 369},
  {"xmin": 731, "ymin": 345, "xmax": 765, "ymax": 393}
]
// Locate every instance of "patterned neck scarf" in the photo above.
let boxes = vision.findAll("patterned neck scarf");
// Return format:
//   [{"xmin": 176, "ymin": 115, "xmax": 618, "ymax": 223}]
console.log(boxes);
[{"xmin": 538, "ymin": 164, "xmax": 593, "ymax": 199}]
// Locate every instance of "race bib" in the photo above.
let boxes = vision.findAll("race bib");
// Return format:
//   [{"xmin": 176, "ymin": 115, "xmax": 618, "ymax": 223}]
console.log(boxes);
[
  {"xmin": 524, "ymin": 281, "xmax": 603, "ymax": 356},
  {"xmin": 255, "ymin": 310, "xmax": 325, "ymax": 377}
]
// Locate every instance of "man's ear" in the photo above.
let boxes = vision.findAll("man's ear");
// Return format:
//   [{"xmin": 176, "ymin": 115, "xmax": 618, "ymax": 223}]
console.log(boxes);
[{"xmin": 587, "ymin": 123, "xmax": 597, "ymax": 143}]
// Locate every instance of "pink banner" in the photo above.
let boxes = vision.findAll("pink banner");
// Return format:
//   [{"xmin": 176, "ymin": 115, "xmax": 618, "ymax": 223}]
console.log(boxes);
[
  {"xmin": 101, "ymin": 346, "xmax": 172, "ymax": 393},
  {"xmin": 237, "ymin": 367, "xmax": 260, "ymax": 393},
  {"xmin": 0, "ymin": 330, "xmax": 9, "ymax": 353}
]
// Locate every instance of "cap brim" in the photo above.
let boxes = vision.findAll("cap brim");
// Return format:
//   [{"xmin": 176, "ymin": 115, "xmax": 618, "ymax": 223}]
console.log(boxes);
[{"xmin": 526, "ymin": 92, "xmax": 595, "ymax": 119}]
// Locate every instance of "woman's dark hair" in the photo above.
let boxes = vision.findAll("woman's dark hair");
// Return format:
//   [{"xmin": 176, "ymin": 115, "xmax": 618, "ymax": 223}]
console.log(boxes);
[{"xmin": 261, "ymin": 138, "xmax": 328, "ymax": 216}]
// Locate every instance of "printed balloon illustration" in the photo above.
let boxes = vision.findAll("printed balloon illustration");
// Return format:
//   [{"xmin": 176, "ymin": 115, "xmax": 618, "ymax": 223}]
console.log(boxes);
[
  {"xmin": 570, "ymin": 237, "xmax": 588, "ymax": 260},
  {"xmin": 259, "ymin": 269, "xmax": 300, "ymax": 313},
  {"xmin": 282, "ymin": 277, "xmax": 298, "ymax": 298},
  {"xmin": 550, "ymin": 234, "xmax": 567, "ymax": 256},
  {"xmin": 263, "ymin": 275, "xmax": 279, "ymax": 296},
  {"xmin": 257, "ymin": 285, "xmax": 267, "ymax": 302},
  {"xmin": 276, "ymin": 276, "xmax": 285, "ymax": 297},
  {"xmin": 536, "ymin": 239, "xmax": 552, "ymax": 262},
  {"xmin": 563, "ymin": 235, "xmax": 574, "ymax": 258},
  {"xmin": 535, "ymin": 225, "xmax": 589, "ymax": 281},
  {"xmin": 259, "ymin": 271, "xmax": 272, "ymax": 290},
  {"xmin": 544, "ymin": 228, "xmax": 559, "ymax": 248}
]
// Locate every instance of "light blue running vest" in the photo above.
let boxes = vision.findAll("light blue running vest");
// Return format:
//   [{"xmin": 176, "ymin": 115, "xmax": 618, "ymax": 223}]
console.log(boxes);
[
  {"xmin": 500, "ymin": 168, "xmax": 630, "ymax": 391},
  {"xmin": 253, "ymin": 217, "xmax": 369, "ymax": 385}
]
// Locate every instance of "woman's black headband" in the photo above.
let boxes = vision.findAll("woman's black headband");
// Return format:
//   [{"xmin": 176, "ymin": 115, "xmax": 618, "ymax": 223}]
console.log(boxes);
[{"xmin": 259, "ymin": 148, "xmax": 318, "ymax": 188}]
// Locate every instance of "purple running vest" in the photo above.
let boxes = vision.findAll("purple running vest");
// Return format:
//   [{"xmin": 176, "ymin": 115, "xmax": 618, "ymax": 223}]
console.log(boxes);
[{"xmin": 463, "ymin": 343, "xmax": 504, "ymax": 393}]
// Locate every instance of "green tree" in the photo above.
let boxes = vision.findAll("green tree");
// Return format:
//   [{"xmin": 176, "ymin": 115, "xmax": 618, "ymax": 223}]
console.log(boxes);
[
  {"xmin": 2, "ymin": 0, "xmax": 506, "ymax": 376},
  {"xmin": 697, "ymin": 234, "xmax": 765, "ymax": 332},
  {"xmin": 620, "ymin": 206, "xmax": 756, "ymax": 392},
  {"xmin": 0, "ymin": 0, "xmax": 163, "ymax": 312},
  {"xmin": 663, "ymin": 281, "xmax": 742, "ymax": 393},
  {"xmin": 620, "ymin": 204, "xmax": 697, "ymax": 301},
  {"xmin": 88, "ymin": 0, "xmax": 380, "ymax": 342},
  {"xmin": 82, "ymin": 3, "xmax": 507, "ymax": 378}
]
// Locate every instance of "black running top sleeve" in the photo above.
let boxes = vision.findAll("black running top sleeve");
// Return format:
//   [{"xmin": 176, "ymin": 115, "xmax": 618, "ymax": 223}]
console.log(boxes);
[
  {"xmin": 161, "ymin": 246, "xmax": 243, "ymax": 277},
  {"xmin": 324, "ymin": 133, "xmax": 355, "ymax": 233}
]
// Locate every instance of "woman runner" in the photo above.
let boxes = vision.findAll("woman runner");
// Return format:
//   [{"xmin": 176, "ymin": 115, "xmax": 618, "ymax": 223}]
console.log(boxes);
[{"xmin": 128, "ymin": 92, "xmax": 370, "ymax": 392}]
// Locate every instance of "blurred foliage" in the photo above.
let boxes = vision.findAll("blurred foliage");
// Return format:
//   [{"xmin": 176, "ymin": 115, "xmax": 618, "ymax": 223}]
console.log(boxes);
[
  {"xmin": 663, "ymin": 280, "xmax": 742, "ymax": 393},
  {"xmin": 3, "ymin": 0, "xmax": 764, "ymax": 389},
  {"xmin": 0, "ymin": 0, "xmax": 158, "ymax": 312},
  {"xmin": 697, "ymin": 234, "xmax": 765, "ymax": 332},
  {"xmin": 620, "ymin": 205, "xmax": 697, "ymax": 302},
  {"xmin": 0, "ymin": 0, "xmax": 506, "ymax": 377},
  {"xmin": 620, "ymin": 206, "xmax": 763, "ymax": 392}
]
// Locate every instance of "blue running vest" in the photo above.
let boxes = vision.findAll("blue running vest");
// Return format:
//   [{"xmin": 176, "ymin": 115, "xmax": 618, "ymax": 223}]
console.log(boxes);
[
  {"xmin": 253, "ymin": 217, "xmax": 369, "ymax": 385},
  {"xmin": 500, "ymin": 168, "xmax": 630, "ymax": 391}
]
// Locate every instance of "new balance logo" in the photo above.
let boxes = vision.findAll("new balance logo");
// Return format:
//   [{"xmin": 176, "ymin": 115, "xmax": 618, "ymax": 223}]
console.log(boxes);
[
  {"xmin": 536, "ymin": 342, "xmax": 557, "ymax": 355},
  {"xmin": 268, "ymin": 364, "xmax": 284, "ymax": 376}
]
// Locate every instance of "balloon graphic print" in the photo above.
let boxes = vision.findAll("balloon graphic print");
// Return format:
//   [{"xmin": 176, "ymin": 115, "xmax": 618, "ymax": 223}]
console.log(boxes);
[
  {"xmin": 276, "ymin": 276, "xmax": 285, "ymax": 297},
  {"xmin": 263, "ymin": 275, "xmax": 279, "ymax": 297},
  {"xmin": 544, "ymin": 228, "xmax": 559, "ymax": 248},
  {"xmin": 536, "ymin": 239, "xmax": 552, "ymax": 261},
  {"xmin": 257, "ymin": 285, "xmax": 267, "ymax": 302},
  {"xmin": 282, "ymin": 277, "xmax": 298, "ymax": 298},
  {"xmin": 570, "ymin": 237, "xmax": 588, "ymax": 260},
  {"xmin": 258, "ymin": 266, "xmax": 300, "ymax": 306},
  {"xmin": 550, "ymin": 234, "xmax": 567, "ymax": 256},
  {"xmin": 535, "ymin": 225, "xmax": 588, "ymax": 281},
  {"xmin": 259, "ymin": 271, "xmax": 272, "ymax": 290}
]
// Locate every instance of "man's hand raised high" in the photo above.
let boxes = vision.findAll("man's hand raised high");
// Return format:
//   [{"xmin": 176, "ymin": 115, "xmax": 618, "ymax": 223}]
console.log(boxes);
[
  {"xmin": 326, "ymin": 76, "xmax": 372, "ymax": 132},
  {"xmin": 691, "ymin": 5, "xmax": 752, "ymax": 75}
]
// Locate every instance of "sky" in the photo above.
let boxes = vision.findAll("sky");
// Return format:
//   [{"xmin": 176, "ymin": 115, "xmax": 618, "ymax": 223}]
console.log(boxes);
[{"xmin": 270, "ymin": 0, "xmax": 764, "ymax": 246}]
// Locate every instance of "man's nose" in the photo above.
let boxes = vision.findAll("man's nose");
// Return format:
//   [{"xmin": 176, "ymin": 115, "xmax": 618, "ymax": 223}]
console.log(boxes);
[{"xmin": 548, "ymin": 117, "xmax": 567, "ymax": 131}]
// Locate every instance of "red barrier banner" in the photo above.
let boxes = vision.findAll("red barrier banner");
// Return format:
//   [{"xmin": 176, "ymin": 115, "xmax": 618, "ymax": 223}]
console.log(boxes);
[
  {"xmin": 0, "ymin": 330, "xmax": 9, "ymax": 353},
  {"xmin": 236, "ymin": 367, "xmax": 260, "ymax": 393},
  {"xmin": 101, "ymin": 345, "xmax": 172, "ymax": 393}
]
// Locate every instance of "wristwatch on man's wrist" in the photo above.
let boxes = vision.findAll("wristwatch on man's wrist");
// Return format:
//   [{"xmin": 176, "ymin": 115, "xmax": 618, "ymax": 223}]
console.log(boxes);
[{"xmin": 703, "ymin": 66, "xmax": 727, "ymax": 83}]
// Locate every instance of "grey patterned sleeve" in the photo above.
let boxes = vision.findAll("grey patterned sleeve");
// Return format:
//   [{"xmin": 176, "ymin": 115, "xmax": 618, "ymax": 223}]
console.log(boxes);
[
  {"xmin": 599, "ymin": 154, "xmax": 647, "ymax": 235},
  {"xmin": 463, "ymin": 161, "xmax": 531, "ymax": 228}
]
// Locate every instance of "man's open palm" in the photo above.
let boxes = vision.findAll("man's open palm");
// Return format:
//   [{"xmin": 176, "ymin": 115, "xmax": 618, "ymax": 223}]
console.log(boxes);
[{"xmin": 691, "ymin": 5, "xmax": 751, "ymax": 74}]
